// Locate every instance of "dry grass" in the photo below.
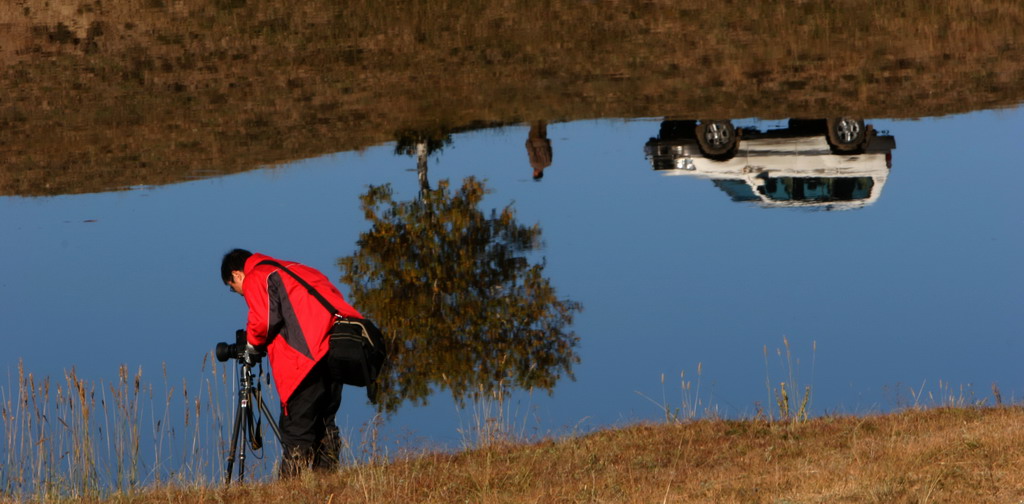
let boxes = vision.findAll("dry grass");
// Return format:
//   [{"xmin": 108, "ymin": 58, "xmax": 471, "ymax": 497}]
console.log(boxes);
[
  {"xmin": 19, "ymin": 407, "xmax": 1023, "ymax": 504},
  {"xmin": 0, "ymin": 359, "xmax": 255, "ymax": 503},
  {"xmin": 4, "ymin": 352, "xmax": 1020, "ymax": 503},
  {"xmin": 1, "ymin": 0, "xmax": 1023, "ymax": 196}
]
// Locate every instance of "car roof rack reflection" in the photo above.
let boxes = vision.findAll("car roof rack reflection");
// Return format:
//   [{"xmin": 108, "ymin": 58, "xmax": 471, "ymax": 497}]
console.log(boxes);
[{"xmin": 643, "ymin": 118, "xmax": 896, "ymax": 210}]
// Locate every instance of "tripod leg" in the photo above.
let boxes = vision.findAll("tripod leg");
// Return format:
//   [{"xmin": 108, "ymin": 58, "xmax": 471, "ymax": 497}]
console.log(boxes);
[
  {"xmin": 224, "ymin": 391, "xmax": 245, "ymax": 484},
  {"xmin": 257, "ymin": 392, "xmax": 283, "ymax": 443},
  {"xmin": 238, "ymin": 394, "xmax": 251, "ymax": 482}
]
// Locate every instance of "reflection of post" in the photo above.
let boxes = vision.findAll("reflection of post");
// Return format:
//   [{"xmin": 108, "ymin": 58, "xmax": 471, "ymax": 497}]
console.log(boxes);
[
  {"xmin": 416, "ymin": 141, "xmax": 429, "ymax": 193},
  {"xmin": 526, "ymin": 121, "xmax": 552, "ymax": 180}
]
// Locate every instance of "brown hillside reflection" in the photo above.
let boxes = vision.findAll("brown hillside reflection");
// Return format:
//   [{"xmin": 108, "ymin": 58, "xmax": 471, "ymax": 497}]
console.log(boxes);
[
  {"xmin": 337, "ymin": 177, "xmax": 581, "ymax": 414},
  {"xmin": 2, "ymin": 0, "xmax": 1023, "ymax": 196}
]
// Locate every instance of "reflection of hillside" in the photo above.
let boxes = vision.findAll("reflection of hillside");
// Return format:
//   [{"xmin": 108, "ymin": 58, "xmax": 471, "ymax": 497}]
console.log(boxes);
[{"xmin": 1, "ymin": 0, "xmax": 1022, "ymax": 196}]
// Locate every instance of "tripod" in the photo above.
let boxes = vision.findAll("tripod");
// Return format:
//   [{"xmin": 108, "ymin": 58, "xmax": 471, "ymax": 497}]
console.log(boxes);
[{"xmin": 224, "ymin": 357, "xmax": 281, "ymax": 484}]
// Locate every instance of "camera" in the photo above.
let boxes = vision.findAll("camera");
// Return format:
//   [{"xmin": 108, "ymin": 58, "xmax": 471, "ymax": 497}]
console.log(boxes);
[{"xmin": 215, "ymin": 329, "xmax": 264, "ymax": 364}]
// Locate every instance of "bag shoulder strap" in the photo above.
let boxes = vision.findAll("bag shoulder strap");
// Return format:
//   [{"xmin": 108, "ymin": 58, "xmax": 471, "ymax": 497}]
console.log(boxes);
[{"xmin": 257, "ymin": 259, "xmax": 340, "ymax": 317}]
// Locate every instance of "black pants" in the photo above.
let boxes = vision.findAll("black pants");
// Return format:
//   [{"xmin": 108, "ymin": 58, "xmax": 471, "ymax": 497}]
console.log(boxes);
[{"xmin": 278, "ymin": 358, "xmax": 343, "ymax": 476}]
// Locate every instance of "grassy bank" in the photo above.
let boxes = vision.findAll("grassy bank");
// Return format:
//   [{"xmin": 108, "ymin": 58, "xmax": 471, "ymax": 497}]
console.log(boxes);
[
  {"xmin": 19, "ymin": 407, "xmax": 1023, "ymax": 504},
  {"xmin": 2, "ymin": 0, "xmax": 1023, "ymax": 195},
  {"xmin": 3, "ymin": 356, "xmax": 1019, "ymax": 503}
]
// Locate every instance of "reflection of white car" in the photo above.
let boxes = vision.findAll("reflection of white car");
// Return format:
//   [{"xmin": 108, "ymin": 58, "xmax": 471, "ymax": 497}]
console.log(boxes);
[{"xmin": 644, "ymin": 118, "xmax": 896, "ymax": 210}]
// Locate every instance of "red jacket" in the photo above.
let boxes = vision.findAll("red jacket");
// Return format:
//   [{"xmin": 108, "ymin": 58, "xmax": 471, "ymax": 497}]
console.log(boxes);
[{"xmin": 240, "ymin": 253, "xmax": 362, "ymax": 406}]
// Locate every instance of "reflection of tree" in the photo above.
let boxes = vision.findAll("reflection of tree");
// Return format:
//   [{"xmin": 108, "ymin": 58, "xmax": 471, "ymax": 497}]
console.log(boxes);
[
  {"xmin": 338, "ymin": 177, "xmax": 581, "ymax": 414},
  {"xmin": 394, "ymin": 128, "xmax": 453, "ymax": 193}
]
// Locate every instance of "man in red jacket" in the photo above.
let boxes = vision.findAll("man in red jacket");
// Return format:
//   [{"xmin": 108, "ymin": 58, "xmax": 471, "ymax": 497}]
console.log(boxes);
[{"xmin": 221, "ymin": 248, "xmax": 362, "ymax": 475}]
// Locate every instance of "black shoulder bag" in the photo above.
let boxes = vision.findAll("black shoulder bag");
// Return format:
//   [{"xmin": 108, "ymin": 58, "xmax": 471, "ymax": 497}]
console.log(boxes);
[{"xmin": 257, "ymin": 260, "xmax": 387, "ymax": 403}]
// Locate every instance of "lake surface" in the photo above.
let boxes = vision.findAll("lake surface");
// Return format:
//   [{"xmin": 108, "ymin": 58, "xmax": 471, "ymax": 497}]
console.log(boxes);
[{"xmin": 2, "ymin": 107, "xmax": 1023, "ymax": 484}]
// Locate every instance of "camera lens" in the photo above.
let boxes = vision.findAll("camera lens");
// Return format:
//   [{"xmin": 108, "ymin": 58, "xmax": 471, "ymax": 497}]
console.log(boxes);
[{"xmin": 215, "ymin": 342, "xmax": 237, "ymax": 362}]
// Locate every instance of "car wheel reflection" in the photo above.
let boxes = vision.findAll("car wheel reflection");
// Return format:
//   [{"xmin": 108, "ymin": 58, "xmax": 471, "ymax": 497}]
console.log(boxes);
[
  {"xmin": 696, "ymin": 120, "xmax": 738, "ymax": 159},
  {"xmin": 826, "ymin": 117, "xmax": 867, "ymax": 153}
]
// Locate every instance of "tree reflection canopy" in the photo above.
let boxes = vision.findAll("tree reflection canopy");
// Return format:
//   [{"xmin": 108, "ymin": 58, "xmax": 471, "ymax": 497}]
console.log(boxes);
[{"xmin": 338, "ymin": 177, "xmax": 581, "ymax": 414}]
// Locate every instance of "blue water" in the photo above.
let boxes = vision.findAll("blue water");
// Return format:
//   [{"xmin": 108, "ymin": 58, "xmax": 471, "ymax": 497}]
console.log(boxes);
[{"xmin": 2, "ymin": 108, "xmax": 1022, "ymax": 486}]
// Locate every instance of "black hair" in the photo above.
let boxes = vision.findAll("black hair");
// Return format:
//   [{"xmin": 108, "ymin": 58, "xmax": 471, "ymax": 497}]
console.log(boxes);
[{"xmin": 221, "ymin": 248, "xmax": 253, "ymax": 284}]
